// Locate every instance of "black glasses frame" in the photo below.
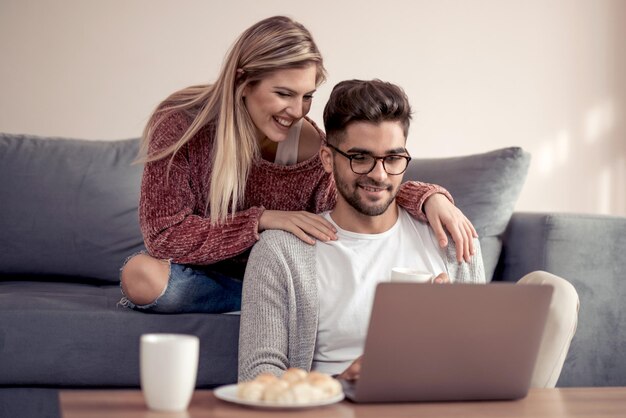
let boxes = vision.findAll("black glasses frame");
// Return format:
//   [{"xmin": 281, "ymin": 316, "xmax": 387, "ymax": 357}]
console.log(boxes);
[{"xmin": 325, "ymin": 142, "xmax": 412, "ymax": 175}]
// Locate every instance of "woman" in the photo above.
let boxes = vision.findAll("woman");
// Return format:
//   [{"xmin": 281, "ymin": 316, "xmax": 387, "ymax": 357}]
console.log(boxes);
[{"xmin": 119, "ymin": 16, "xmax": 476, "ymax": 314}]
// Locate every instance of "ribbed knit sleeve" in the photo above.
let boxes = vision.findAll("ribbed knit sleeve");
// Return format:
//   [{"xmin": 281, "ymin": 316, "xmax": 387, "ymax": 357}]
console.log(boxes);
[
  {"xmin": 239, "ymin": 230, "xmax": 318, "ymax": 381},
  {"xmin": 444, "ymin": 237, "xmax": 486, "ymax": 284},
  {"xmin": 395, "ymin": 181, "xmax": 454, "ymax": 222},
  {"xmin": 139, "ymin": 113, "xmax": 262, "ymax": 265}
]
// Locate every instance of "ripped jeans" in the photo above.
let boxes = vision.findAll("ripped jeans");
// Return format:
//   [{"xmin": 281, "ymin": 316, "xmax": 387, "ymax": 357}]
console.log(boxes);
[{"xmin": 119, "ymin": 257, "xmax": 243, "ymax": 314}]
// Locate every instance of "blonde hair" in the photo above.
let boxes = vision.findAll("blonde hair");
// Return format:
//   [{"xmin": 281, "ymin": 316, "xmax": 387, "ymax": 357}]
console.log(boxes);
[{"xmin": 139, "ymin": 16, "xmax": 326, "ymax": 223}]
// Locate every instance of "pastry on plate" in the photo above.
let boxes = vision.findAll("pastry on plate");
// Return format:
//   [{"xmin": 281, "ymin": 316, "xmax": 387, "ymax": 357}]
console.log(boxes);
[{"xmin": 237, "ymin": 368, "xmax": 343, "ymax": 404}]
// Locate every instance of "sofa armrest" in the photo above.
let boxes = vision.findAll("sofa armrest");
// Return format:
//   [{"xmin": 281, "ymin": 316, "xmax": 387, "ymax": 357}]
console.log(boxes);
[{"xmin": 495, "ymin": 212, "xmax": 626, "ymax": 387}]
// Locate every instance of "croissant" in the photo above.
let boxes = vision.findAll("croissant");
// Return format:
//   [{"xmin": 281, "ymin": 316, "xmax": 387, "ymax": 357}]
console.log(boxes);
[
  {"xmin": 282, "ymin": 367, "xmax": 308, "ymax": 384},
  {"xmin": 237, "ymin": 368, "xmax": 343, "ymax": 404},
  {"xmin": 307, "ymin": 372, "xmax": 343, "ymax": 397},
  {"xmin": 262, "ymin": 380, "xmax": 289, "ymax": 402},
  {"xmin": 237, "ymin": 380, "xmax": 265, "ymax": 402}
]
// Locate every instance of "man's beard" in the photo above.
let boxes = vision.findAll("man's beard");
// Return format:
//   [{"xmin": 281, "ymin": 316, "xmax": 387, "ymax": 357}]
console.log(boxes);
[{"xmin": 334, "ymin": 167, "xmax": 399, "ymax": 216}]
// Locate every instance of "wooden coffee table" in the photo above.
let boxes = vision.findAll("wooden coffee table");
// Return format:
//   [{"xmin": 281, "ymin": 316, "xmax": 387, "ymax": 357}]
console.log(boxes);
[{"xmin": 59, "ymin": 387, "xmax": 626, "ymax": 418}]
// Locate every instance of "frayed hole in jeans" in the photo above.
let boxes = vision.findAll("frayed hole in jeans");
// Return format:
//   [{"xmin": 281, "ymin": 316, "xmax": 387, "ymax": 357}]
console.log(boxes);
[{"xmin": 117, "ymin": 251, "xmax": 171, "ymax": 310}]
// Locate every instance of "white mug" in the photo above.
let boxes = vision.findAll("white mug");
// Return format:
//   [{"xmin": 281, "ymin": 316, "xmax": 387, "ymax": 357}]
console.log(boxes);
[
  {"xmin": 140, "ymin": 333, "xmax": 199, "ymax": 412},
  {"xmin": 390, "ymin": 267, "xmax": 433, "ymax": 283}
]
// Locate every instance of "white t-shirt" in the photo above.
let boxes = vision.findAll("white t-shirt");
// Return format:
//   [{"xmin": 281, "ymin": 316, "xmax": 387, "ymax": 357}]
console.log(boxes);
[{"xmin": 312, "ymin": 208, "xmax": 447, "ymax": 375}]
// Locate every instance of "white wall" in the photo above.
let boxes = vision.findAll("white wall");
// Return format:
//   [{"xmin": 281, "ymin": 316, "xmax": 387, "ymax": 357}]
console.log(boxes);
[{"xmin": 1, "ymin": 0, "xmax": 624, "ymax": 216}]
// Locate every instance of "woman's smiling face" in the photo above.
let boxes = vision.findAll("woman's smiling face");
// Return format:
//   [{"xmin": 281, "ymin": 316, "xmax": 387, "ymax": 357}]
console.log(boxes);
[{"xmin": 243, "ymin": 64, "xmax": 317, "ymax": 143}]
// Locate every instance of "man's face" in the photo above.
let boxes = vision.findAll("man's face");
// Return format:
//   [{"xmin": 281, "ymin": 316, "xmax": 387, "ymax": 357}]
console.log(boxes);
[{"xmin": 324, "ymin": 121, "xmax": 408, "ymax": 217}]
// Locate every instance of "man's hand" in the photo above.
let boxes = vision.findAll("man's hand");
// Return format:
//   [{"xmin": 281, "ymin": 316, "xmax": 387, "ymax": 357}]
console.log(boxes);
[
  {"xmin": 259, "ymin": 210, "xmax": 338, "ymax": 245},
  {"xmin": 423, "ymin": 194, "xmax": 478, "ymax": 263},
  {"xmin": 433, "ymin": 272, "xmax": 450, "ymax": 284},
  {"xmin": 337, "ymin": 356, "xmax": 363, "ymax": 381}
]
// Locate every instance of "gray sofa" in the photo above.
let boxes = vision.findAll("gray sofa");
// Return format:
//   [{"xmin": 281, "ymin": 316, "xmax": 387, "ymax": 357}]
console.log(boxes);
[{"xmin": 1, "ymin": 134, "xmax": 625, "ymax": 416}]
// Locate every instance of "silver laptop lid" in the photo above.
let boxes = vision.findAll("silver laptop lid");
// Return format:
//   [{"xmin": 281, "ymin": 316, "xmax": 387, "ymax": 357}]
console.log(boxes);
[{"xmin": 349, "ymin": 282, "xmax": 553, "ymax": 403}]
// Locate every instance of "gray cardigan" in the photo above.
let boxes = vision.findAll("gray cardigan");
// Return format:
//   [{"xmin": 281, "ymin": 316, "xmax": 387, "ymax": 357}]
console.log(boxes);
[{"xmin": 238, "ymin": 229, "xmax": 486, "ymax": 382}]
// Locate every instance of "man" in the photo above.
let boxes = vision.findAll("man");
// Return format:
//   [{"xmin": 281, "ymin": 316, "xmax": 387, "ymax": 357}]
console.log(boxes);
[{"xmin": 238, "ymin": 79, "xmax": 578, "ymax": 388}]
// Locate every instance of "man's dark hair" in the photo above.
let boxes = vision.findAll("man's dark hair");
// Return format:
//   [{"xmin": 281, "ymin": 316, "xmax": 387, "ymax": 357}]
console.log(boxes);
[{"xmin": 323, "ymin": 79, "xmax": 412, "ymax": 145}]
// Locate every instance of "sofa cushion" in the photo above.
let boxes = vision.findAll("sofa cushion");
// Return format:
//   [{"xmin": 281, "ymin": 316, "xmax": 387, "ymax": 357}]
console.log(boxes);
[
  {"xmin": 0, "ymin": 280, "xmax": 239, "ymax": 387},
  {"xmin": 0, "ymin": 134, "xmax": 145, "ymax": 283},
  {"xmin": 404, "ymin": 147, "xmax": 531, "ymax": 281},
  {"xmin": 497, "ymin": 212, "xmax": 626, "ymax": 386}
]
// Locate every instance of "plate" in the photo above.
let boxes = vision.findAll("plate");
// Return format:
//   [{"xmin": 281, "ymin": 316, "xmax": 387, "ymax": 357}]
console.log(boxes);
[{"xmin": 213, "ymin": 384, "xmax": 345, "ymax": 409}]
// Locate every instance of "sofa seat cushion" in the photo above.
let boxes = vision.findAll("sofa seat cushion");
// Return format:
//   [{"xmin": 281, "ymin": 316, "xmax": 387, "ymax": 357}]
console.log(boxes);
[{"xmin": 0, "ymin": 281, "xmax": 239, "ymax": 387}]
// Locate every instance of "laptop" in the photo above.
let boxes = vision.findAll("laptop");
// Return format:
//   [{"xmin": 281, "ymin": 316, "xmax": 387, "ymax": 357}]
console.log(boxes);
[{"xmin": 342, "ymin": 282, "xmax": 553, "ymax": 403}]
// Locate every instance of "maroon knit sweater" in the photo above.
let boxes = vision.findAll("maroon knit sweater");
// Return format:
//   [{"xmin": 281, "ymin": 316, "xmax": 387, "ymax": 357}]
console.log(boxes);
[{"xmin": 139, "ymin": 112, "xmax": 451, "ymax": 268}]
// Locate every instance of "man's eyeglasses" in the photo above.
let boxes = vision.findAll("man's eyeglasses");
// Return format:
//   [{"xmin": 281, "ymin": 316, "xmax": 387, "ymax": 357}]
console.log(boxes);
[{"xmin": 325, "ymin": 142, "xmax": 412, "ymax": 175}]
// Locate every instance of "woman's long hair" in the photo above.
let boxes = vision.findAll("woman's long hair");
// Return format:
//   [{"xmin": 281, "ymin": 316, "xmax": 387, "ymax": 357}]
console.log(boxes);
[{"xmin": 139, "ymin": 16, "xmax": 326, "ymax": 223}]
